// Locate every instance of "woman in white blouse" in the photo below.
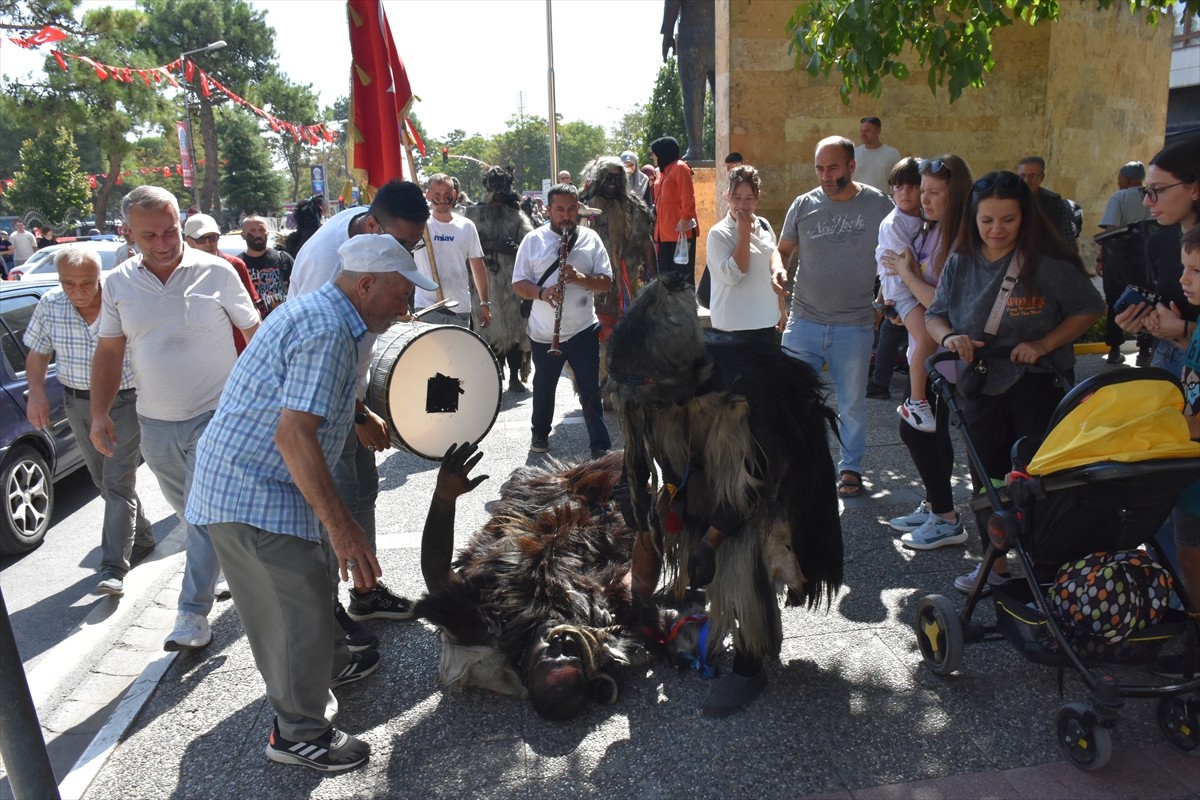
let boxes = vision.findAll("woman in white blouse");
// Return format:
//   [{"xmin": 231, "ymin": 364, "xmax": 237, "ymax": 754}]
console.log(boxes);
[{"xmin": 706, "ymin": 165, "xmax": 787, "ymax": 344}]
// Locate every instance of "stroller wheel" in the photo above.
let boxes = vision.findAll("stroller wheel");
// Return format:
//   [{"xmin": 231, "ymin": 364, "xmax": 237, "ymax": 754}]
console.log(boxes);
[
  {"xmin": 1055, "ymin": 702, "xmax": 1113, "ymax": 771},
  {"xmin": 914, "ymin": 595, "xmax": 963, "ymax": 676},
  {"xmin": 1156, "ymin": 695, "xmax": 1200, "ymax": 757}
]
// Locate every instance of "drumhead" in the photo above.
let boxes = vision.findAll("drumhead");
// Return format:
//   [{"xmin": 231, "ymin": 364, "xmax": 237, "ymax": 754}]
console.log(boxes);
[{"xmin": 367, "ymin": 322, "xmax": 502, "ymax": 461}]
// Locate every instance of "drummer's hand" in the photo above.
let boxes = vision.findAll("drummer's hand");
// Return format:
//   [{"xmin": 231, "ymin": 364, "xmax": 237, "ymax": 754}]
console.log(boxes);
[
  {"xmin": 1114, "ymin": 301, "xmax": 1153, "ymax": 334},
  {"xmin": 479, "ymin": 305, "xmax": 492, "ymax": 328},
  {"xmin": 435, "ymin": 442, "xmax": 488, "ymax": 501},
  {"xmin": 356, "ymin": 408, "xmax": 392, "ymax": 452}
]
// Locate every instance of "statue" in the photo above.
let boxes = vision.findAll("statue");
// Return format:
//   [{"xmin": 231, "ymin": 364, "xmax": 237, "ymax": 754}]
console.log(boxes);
[{"xmin": 661, "ymin": 0, "xmax": 715, "ymax": 163}]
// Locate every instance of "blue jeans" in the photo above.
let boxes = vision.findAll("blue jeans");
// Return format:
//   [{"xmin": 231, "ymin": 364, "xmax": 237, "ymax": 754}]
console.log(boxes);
[
  {"xmin": 139, "ymin": 411, "xmax": 218, "ymax": 616},
  {"xmin": 1152, "ymin": 339, "xmax": 1185, "ymax": 375},
  {"xmin": 781, "ymin": 318, "xmax": 873, "ymax": 475},
  {"xmin": 529, "ymin": 324, "xmax": 611, "ymax": 451}
]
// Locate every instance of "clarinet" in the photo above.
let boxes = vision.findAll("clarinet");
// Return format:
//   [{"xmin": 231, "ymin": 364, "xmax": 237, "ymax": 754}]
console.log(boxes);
[{"xmin": 548, "ymin": 226, "xmax": 570, "ymax": 355}]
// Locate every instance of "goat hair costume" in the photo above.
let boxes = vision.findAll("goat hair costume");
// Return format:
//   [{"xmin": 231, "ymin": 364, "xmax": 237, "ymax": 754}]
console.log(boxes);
[
  {"xmin": 464, "ymin": 166, "xmax": 535, "ymax": 373},
  {"xmin": 607, "ymin": 274, "xmax": 844, "ymax": 664},
  {"xmin": 413, "ymin": 451, "xmax": 641, "ymax": 701}
]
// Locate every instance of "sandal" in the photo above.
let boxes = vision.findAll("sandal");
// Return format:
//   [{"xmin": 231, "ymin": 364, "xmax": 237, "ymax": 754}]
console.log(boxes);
[{"xmin": 837, "ymin": 471, "xmax": 864, "ymax": 498}]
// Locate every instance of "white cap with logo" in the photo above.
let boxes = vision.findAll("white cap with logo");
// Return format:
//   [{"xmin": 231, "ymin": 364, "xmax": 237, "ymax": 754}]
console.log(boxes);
[
  {"xmin": 183, "ymin": 213, "xmax": 220, "ymax": 239},
  {"xmin": 337, "ymin": 234, "xmax": 438, "ymax": 291}
]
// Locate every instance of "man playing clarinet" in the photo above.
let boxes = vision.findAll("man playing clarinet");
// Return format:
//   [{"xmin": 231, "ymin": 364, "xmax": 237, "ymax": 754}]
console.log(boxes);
[{"xmin": 512, "ymin": 183, "xmax": 613, "ymax": 459}]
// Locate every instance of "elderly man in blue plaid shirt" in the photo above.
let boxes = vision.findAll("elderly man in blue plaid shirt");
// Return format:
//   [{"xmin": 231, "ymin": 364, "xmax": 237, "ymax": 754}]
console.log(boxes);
[
  {"xmin": 24, "ymin": 247, "xmax": 155, "ymax": 597},
  {"xmin": 185, "ymin": 234, "xmax": 436, "ymax": 774}
]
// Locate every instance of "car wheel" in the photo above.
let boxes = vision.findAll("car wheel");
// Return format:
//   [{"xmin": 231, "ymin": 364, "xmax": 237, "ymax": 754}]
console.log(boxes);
[{"xmin": 0, "ymin": 445, "xmax": 54, "ymax": 555}]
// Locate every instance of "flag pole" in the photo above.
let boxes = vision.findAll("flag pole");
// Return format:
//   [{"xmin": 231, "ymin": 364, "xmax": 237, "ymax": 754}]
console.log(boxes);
[
  {"xmin": 400, "ymin": 121, "xmax": 443, "ymax": 303},
  {"xmin": 546, "ymin": 0, "xmax": 558, "ymax": 181}
]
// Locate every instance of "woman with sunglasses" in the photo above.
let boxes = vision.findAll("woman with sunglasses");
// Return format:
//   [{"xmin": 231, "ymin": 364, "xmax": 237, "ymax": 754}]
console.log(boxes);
[
  {"xmin": 926, "ymin": 171, "xmax": 1104, "ymax": 592},
  {"xmin": 878, "ymin": 155, "xmax": 974, "ymax": 550},
  {"xmin": 1115, "ymin": 136, "xmax": 1200, "ymax": 375}
]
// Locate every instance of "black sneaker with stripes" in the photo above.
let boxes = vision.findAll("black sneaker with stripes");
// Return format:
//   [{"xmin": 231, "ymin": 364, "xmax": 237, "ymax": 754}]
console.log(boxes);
[
  {"xmin": 265, "ymin": 720, "xmax": 369, "ymax": 772},
  {"xmin": 330, "ymin": 648, "xmax": 381, "ymax": 689}
]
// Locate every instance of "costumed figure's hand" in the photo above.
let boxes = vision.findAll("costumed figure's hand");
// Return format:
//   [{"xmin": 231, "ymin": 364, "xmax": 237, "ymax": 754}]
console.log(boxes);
[
  {"xmin": 329, "ymin": 520, "xmax": 381, "ymax": 591},
  {"xmin": 501, "ymin": 238, "xmax": 519, "ymax": 255},
  {"xmin": 435, "ymin": 441, "xmax": 488, "ymax": 502},
  {"xmin": 356, "ymin": 408, "xmax": 392, "ymax": 452},
  {"xmin": 1114, "ymin": 301, "xmax": 1154, "ymax": 335},
  {"xmin": 661, "ymin": 33, "xmax": 676, "ymax": 61},
  {"xmin": 687, "ymin": 529, "xmax": 726, "ymax": 589},
  {"xmin": 1010, "ymin": 339, "xmax": 1048, "ymax": 365},
  {"xmin": 90, "ymin": 413, "xmax": 118, "ymax": 457}
]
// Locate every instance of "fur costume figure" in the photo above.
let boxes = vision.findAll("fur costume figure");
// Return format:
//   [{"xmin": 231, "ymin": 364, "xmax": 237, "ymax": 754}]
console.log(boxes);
[
  {"xmin": 579, "ymin": 157, "xmax": 657, "ymax": 341},
  {"xmin": 607, "ymin": 273, "xmax": 844, "ymax": 717},
  {"xmin": 464, "ymin": 166, "xmax": 534, "ymax": 391},
  {"xmin": 416, "ymin": 444, "xmax": 645, "ymax": 721}
]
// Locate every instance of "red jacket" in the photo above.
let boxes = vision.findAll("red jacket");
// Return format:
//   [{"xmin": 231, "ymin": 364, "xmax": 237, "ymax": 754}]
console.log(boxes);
[{"xmin": 653, "ymin": 160, "xmax": 697, "ymax": 243}]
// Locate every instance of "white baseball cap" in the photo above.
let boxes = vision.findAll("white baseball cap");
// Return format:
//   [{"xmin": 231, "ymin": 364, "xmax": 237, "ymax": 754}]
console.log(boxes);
[
  {"xmin": 183, "ymin": 213, "xmax": 220, "ymax": 239},
  {"xmin": 337, "ymin": 234, "xmax": 438, "ymax": 291}
]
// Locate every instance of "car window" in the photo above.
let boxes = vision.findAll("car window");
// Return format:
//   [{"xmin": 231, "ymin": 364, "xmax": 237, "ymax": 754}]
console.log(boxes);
[
  {"xmin": 0, "ymin": 293, "xmax": 41, "ymax": 373},
  {"xmin": 21, "ymin": 244, "xmax": 121, "ymax": 276}
]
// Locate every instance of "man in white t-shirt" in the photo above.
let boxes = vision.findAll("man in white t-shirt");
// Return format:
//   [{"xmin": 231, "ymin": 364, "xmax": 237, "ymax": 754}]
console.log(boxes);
[
  {"xmin": 10, "ymin": 220, "xmax": 38, "ymax": 266},
  {"xmin": 853, "ymin": 117, "xmax": 902, "ymax": 193},
  {"xmin": 513, "ymin": 184, "xmax": 613, "ymax": 458},
  {"xmin": 414, "ymin": 174, "xmax": 489, "ymax": 329}
]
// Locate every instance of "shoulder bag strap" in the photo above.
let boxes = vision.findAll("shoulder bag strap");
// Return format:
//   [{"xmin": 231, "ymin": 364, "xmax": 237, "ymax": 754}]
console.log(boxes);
[{"xmin": 982, "ymin": 253, "xmax": 1023, "ymax": 337}]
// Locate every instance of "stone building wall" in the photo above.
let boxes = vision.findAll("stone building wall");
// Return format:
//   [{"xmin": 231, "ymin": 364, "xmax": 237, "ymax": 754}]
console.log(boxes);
[{"xmin": 713, "ymin": 0, "xmax": 1172, "ymax": 244}]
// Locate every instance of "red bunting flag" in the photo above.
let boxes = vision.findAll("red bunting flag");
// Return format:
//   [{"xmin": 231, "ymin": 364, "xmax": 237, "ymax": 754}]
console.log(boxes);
[
  {"xmin": 9, "ymin": 25, "xmax": 68, "ymax": 49},
  {"xmin": 347, "ymin": 0, "xmax": 413, "ymax": 200}
]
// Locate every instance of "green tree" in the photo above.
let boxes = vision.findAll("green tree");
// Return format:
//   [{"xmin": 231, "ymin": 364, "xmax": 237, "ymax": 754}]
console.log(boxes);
[
  {"xmin": 789, "ymin": 0, "xmax": 1199, "ymax": 103},
  {"xmin": 426, "ymin": 128, "xmax": 491, "ymax": 201},
  {"xmin": 558, "ymin": 120, "xmax": 607, "ymax": 181},
  {"xmin": 607, "ymin": 103, "xmax": 649, "ymax": 162},
  {"xmin": 493, "ymin": 114, "xmax": 551, "ymax": 192},
  {"xmin": 21, "ymin": 5, "xmax": 175, "ymax": 225},
  {"xmin": 256, "ymin": 72, "xmax": 321, "ymax": 201},
  {"xmin": 136, "ymin": 0, "xmax": 278, "ymax": 215},
  {"xmin": 216, "ymin": 106, "xmax": 284, "ymax": 226},
  {"xmin": 7, "ymin": 127, "xmax": 92, "ymax": 228},
  {"xmin": 643, "ymin": 57, "xmax": 686, "ymax": 158}
]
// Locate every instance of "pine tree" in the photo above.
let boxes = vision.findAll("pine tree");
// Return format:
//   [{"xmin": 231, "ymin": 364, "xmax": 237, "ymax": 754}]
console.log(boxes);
[{"xmin": 7, "ymin": 127, "xmax": 93, "ymax": 230}]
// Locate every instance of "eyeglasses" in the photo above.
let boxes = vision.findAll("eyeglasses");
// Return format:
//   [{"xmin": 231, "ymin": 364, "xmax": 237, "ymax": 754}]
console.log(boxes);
[
  {"xmin": 1139, "ymin": 182, "xmax": 1184, "ymax": 203},
  {"xmin": 395, "ymin": 237, "xmax": 426, "ymax": 254},
  {"xmin": 973, "ymin": 172, "xmax": 1023, "ymax": 194},
  {"xmin": 919, "ymin": 158, "xmax": 951, "ymax": 176}
]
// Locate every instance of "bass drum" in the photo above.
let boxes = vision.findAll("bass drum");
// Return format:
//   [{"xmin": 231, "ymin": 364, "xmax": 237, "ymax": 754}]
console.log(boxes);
[{"xmin": 366, "ymin": 323, "xmax": 502, "ymax": 461}]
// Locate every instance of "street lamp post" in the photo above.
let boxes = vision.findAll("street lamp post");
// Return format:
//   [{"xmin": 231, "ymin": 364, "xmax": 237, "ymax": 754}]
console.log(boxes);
[{"xmin": 180, "ymin": 40, "xmax": 226, "ymax": 214}]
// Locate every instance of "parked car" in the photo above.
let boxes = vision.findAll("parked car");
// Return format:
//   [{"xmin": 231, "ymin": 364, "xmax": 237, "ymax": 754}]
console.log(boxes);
[
  {"xmin": 0, "ymin": 279, "xmax": 86, "ymax": 553},
  {"xmin": 8, "ymin": 240, "xmax": 132, "ymax": 282}
]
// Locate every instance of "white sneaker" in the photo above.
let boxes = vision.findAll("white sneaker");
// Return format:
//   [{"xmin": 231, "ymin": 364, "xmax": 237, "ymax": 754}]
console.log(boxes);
[
  {"xmin": 901, "ymin": 514, "xmax": 967, "ymax": 550},
  {"xmin": 164, "ymin": 612, "xmax": 212, "ymax": 651},
  {"xmin": 888, "ymin": 501, "xmax": 932, "ymax": 532},
  {"xmin": 898, "ymin": 398, "xmax": 936, "ymax": 433}
]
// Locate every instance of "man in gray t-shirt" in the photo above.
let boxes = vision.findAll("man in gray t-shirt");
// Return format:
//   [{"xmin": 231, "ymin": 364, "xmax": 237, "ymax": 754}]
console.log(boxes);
[{"xmin": 778, "ymin": 136, "xmax": 894, "ymax": 497}]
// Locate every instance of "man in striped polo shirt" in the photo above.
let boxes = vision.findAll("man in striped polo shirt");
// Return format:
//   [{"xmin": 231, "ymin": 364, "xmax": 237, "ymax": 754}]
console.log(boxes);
[{"xmin": 24, "ymin": 247, "xmax": 157, "ymax": 596}]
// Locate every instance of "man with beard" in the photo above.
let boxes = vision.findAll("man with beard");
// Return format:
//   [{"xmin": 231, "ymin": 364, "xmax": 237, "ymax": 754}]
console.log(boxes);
[
  {"xmin": 580, "ymin": 157, "xmax": 657, "ymax": 338},
  {"xmin": 412, "ymin": 174, "xmax": 489, "ymax": 330},
  {"xmin": 465, "ymin": 166, "xmax": 535, "ymax": 392},
  {"xmin": 239, "ymin": 215, "xmax": 293, "ymax": 315},
  {"xmin": 513, "ymin": 183, "xmax": 613, "ymax": 458}
]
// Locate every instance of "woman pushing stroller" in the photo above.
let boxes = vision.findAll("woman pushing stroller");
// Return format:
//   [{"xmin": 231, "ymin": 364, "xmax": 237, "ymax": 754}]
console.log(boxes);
[{"xmin": 924, "ymin": 170, "xmax": 1105, "ymax": 593}]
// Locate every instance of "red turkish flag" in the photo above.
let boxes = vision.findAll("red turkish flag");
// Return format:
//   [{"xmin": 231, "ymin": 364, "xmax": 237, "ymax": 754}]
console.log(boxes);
[
  {"xmin": 9, "ymin": 25, "xmax": 68, "ymax": 49},
  {"xmin": 347, "ymin": 0, "xmax": 413, "ymax": 200}
]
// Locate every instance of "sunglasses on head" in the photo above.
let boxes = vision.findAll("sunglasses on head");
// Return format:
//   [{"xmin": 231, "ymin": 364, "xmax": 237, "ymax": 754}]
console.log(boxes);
[
  {"xmin": 973, "ymin": 172, "xmax": 1023, "ymax": 194},
  {"xmin": 919, "ymin": 158, "xmax": 951, "ymax": 176}
]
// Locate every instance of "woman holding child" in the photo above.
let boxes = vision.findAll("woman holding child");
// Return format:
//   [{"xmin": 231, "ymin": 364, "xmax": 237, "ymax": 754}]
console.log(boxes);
[{"xmin": 878, "ymin": 155, "xmax": 974, "ymax": 550}]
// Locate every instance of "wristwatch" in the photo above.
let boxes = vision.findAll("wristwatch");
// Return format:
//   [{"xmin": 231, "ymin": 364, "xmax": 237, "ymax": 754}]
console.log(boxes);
[{"xmin": 354, "ymin": 411, "xmax": 369, "ymax": 425}]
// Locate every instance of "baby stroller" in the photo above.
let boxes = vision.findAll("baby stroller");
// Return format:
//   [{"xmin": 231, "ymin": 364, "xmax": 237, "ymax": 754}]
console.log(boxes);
[{"xmin": 912, "ymin": 352, "xmax": 1200, "ymax": 770}]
